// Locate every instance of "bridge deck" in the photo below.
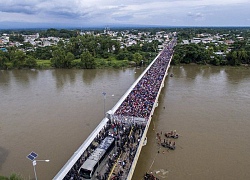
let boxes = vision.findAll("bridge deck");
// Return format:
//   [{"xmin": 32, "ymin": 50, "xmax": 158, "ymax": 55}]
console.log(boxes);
[{"xmin": 53, "ymin": 38, "xmax": 176, "ymax": 180}]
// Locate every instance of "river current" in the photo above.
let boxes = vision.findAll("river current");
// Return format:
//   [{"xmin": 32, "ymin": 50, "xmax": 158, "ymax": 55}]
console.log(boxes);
[{"xmin": 0, "ymin": 65, "xmax": 250, "ymax": 180}]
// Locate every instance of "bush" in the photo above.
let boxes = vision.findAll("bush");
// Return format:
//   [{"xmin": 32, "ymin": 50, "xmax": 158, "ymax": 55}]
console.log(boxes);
[{"xmin": 0, "ymin": 173, "xmax": 24, "ymax": 180}]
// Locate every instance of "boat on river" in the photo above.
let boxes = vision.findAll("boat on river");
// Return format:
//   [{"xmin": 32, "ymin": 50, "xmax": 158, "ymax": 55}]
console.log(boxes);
[
  {"xmin": 161, "ymin": 141, "xmax": 176, "ymax": 150},
  {"xmin": 165, "ymin": 130, "xmax": 179, "ymax": 139},
  {"xmin": 144, "ymin": 172, "xmax": 159, "ymax": 180}
]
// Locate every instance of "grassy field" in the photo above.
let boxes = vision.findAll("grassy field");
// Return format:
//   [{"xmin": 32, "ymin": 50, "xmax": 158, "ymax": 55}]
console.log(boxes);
[
  {"xmin": 36, "ymin": 59, "xmax": 51, "ymax": 68},
  {"xmin": 35, "ymin": 58, "xmax": 133, "ymax": 69}
]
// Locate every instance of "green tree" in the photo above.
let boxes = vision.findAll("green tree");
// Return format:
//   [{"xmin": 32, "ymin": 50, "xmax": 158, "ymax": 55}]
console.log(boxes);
[
  {"xmin": 57, "ymin": 40, "xmax": 65, "ymax": 49},
  {"xmin": 133, "ymin": 52, "xmax": 143, "ymax": 66},
  {"xmin": 0, "ymin": 51, "xmax": 8, "ymax": 69},
  {"xmin": 33, "ymin": 46, "xmax": 53, "ymax": 60},
  {"xmin": 51, "ymin": 48, "xmax": 66, "ymax": 68},
  {"xmin": 152, "ymin": 40, "xmax": 159, "ymax": 52},
  {"xmin": 20, "ymin": 42, "xmax": 33, "ymax": 50},
  {"xmin": 127, "ymin": 52, "xmax": 134, "ymax": 61},
  {"xmin": 113, "ymin": 41, "xmax": 120, "ymax": 54},
  {"xmin": 238, "ymin": 50, "xmax": 248, "ymax": 64},
  {"xmin": 116, "ymin": 52, "xmax": 126, "ymax": 60},
  {"xmin": 12, "ymin": 51, "xmax": 26, "ymax": 68},
  {"xmin": 88, "ymin": 40, "xmax": 97, "ymax": 57},
  {"xmin": 9, "ymin": 34, "xmax": 24, "ymax": 42},
  {"xmin": 24, "ymin": 56, "xmax": 37, "ymax": 68},
  {"xmin": 210, "ymin": 56, "xmax": 221, "ymax": 66},
  {"xmin": 172, "ymin": 53, "xmax": 181, "ymax": 65},
  {"xmin": 227, "ymin": 51, "xmax": 240, "ymax": 66},
  {"xmin": 65, "ymin": 52, "xmax": 74, "ymax": 68},
  {"xmin": 66, "ymin": 37, "xmax": 79, "ymax": 58},
  {"xmin": 80, "ymin": 51, "xmax": 96, "ymax": 69}
]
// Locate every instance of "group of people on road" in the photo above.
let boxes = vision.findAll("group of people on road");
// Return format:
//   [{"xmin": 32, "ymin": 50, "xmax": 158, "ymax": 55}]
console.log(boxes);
[
  {"xmin": 109, "ymin": 122, "xmax": 146, "ymax": 180},
  {"xmin": 63, "ymin": 120, "xmax": 145, "ymax": 180},
  {"xmin": 115, "ymin": 40, "xmax": 175, "ymax": 120},
  {"xmin": 63, "ymin": 120, "xmax": 112, "ymax": 180}
]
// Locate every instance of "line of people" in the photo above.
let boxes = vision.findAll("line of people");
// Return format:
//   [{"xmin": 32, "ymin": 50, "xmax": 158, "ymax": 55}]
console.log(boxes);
[{"xmin": 114, "ymin": 40, "xmax": 175, "ymax": 120}]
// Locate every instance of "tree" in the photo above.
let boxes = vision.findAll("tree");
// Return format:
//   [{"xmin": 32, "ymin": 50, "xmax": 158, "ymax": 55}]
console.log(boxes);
[
  {"xmin": 9, "ymin": 34, "xmax": 24, "ymax": 42},
  {"xmin": 51, "ymin": 48, "xmax": 66, "ymax": 68},
  {"xmin": 113, "ymin": 41, "xmax": 120, "ymax": 54},
  {"xmin": 116, "ymin": 52, "xmax": 126, "ymax": 60},
  {"xmin": 12, "ymin": 50, "xmax": 26, "ymax": 68},
  {"xmin": 25, "ymin": 56, "xmax": 37, "ymax": 68},
  {"xmin": 57, "ymin": 40, "xmax": 65, "ymax": 49},
  {"xmin": 33, "ymin": 46, "xmax": 53, "ymax": 60},
  {"xmin": 88, "ymin": 40, "xmax": 97, "ymax": 57},
  {"xmin": 152, "ymin": 40, "xmax": 159, "ymax": 52},
  {"xmin": 172, "ymin": 53, "xmax": 181, "ymax": 65},
  {"xmin": 20, "ymin": 42, "xmax": 33, "ymax": 50},
  {"xmin": 210, "ymin": 56, "xmax": 221, "ymax": 66},
  {"xmin": 227, "ymin": 51, "xmax": 240, "ymax": 66},
  {"xmin": 238, "ymin": 50, "xmax": 248, "ymax": 64},
  {"xmin": 0, "ymin": 51, "xmax": 8, "ymax": 69},
  {"xmin": 80, "ymin": 51, "xmax": 96, "ymax": 69},
  {"xmin": 127, "ymin": 44, "xmax": 141, "ymax": 53},
  {"xmin": 65, "ymin": 52, "xmax": 74, "ymax": 68},
  {"xmin": 134, "ymin": 52, "xmax": 143, "ymax": 66}
]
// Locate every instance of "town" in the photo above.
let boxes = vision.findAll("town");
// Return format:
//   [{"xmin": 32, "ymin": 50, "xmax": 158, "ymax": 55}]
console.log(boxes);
[{"xmin": 0, "ymin": 27, "xmax": 250, "ymax": 69}]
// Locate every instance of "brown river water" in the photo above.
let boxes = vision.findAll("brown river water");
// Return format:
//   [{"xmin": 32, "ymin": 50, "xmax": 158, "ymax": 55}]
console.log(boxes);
[{"xmin": 0, "ymin": 65, "xmax": 250, "ymax": 180}]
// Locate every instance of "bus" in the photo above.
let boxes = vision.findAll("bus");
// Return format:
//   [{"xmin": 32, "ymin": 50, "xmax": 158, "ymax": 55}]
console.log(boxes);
[{"xmin": 78, "ymin": 136, "xmax": 115, "ymax": 179}]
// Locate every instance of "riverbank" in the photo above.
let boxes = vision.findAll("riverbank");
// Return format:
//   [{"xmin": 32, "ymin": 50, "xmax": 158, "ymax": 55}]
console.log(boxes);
[
  {"xmin": 1, "ymin": 58, "xmax": 138, "ymax": 70},
  {"xmin": 1, "ymin": 59, "xmax": 249, "ymax": 70}
]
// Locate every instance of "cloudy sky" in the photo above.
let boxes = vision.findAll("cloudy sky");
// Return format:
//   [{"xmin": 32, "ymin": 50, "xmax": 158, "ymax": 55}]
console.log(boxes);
[{"xmin": 0, "ymin": 0, "xmax": 249, "ymax": 28}]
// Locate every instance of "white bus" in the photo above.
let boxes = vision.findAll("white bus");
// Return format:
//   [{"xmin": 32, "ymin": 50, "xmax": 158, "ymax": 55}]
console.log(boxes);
[{"xmin": 78, "ymin": 136, "xmax": 115, "ymax": 179}]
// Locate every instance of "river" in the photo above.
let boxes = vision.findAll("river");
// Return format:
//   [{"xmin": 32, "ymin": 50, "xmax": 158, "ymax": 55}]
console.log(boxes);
[{"xmin": 0, "ymin": 65, "xmax": 250, "ymax": 180}]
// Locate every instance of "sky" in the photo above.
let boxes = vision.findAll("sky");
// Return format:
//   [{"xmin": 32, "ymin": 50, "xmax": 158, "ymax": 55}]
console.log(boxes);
[{"xmin": 0, "ymin": 0, "xmax": 250, "ymax": 29}]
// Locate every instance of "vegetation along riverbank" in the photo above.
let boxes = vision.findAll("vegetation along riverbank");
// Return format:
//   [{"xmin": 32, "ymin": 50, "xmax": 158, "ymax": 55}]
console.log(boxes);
[{"xmin": 0, "ymin": 27, "xmax": 250, "ymax": 70}]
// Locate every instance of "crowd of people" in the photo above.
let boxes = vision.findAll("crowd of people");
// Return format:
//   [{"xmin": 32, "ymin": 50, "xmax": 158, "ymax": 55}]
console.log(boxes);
[
  {"xmin": 114, "ymin": 39, "xmax": 176, "ymax": 120},
  {"xmin": 63, "ymin": 119, "xmax": 146, "ymax": 180},
  {"xmin": 62, "ymin": 39, "xmax": 176, "ymax": 180},
  {"xmin": 63, "ymin": 120, "xmax": 112, "ymax": 180},
  {"xmin": 110, "ymin": 122, "xmax": 146, "ymax": 180}
]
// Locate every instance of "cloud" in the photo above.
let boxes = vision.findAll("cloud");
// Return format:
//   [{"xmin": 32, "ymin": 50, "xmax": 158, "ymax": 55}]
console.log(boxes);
[
  {"xmin": 186, "ymin": 12, "xmax": 205, "ymax": 23},
  {"xmin": 0, "ymin": 1, "xmax": 37, "ymax": 14},
  {"xmin": 187, "ymin": 12, "xmax": 204, "ymax": 18},
  {"xmin": 0, "ymin": 0, "xmax": 249, "ymax": 27}
]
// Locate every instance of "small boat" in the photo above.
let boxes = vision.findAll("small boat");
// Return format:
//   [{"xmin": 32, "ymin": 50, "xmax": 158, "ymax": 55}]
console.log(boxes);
[
  {"xmin": 144, "ymin": 172, "xmax": 159, "ymax": 180},
  {"xmin": 165, "ymin": 130, "xmax": 179, "ymax": 139},
  {"xmin": 170, "ymin": 73, "xmax": 174, "ymax": 77},
  {"xmin": 161, "ymin": 142, "xmax": 176, "ymax": 150}
]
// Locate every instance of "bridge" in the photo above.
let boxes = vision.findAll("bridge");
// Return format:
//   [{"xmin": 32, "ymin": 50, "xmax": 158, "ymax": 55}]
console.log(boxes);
[{"xmin": 53, "ymin": 37, "xmax": 177, "ymax": 180}]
